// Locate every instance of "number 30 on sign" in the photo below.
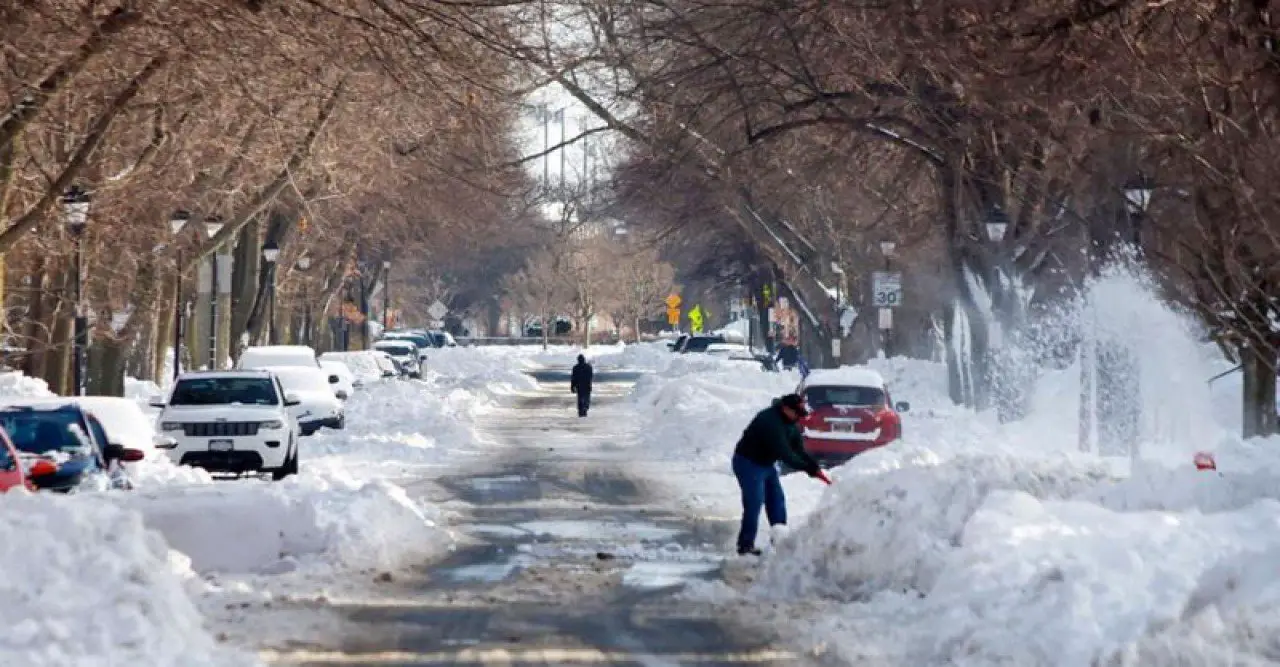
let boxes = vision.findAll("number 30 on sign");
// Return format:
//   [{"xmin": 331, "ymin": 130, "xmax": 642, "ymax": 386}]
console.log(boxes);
[{"xmin": 872, "ymin": 271, "xmax": 903, "ymax": 308}]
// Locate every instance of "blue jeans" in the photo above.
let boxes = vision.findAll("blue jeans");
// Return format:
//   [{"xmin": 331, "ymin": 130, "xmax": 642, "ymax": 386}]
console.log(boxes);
[{"xmin": 732, "ymin": 454, "xmax": 786, "ymax": 551}]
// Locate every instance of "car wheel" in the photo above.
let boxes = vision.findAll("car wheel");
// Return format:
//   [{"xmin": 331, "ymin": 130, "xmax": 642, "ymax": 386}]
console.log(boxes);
[{"xmin": 272, "ymin": 440, "xmax": 298, "ymax": 480}]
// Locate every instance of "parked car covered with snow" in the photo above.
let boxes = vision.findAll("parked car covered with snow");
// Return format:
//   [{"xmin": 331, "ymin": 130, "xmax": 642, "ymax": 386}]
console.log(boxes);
[
  {"xmin": 263, "ymin": 366, "xmax": 346, "ymax": 435},
  {"xmin": 678, "ymin": 335, "xmax": 725, "ymax": 353},
  {"xmin": 793, "ymin": 367, "xmax": 909, "ymax": 468},
  {"xmin": 0, "ymin": 402, "xmax": 143, "ymax": 492},
  {"xmin": 319, "ymin": 360, "xmax": 357, "ymax": 398},
  {"xmin": 318, "ymin": 351, "xmax": 396, "ymax": 385},
  {"xmin": 373, "ymin": 340, "xmax": 422, "ymax": 378},
  {"xmin": 0, "ymin": 426, "xmax": 57, "ymax": 492},
  {"xmin": 150, "ymin": 370, "xmax": 300, "ymax": 479},
  {"xmin": 236, "ymin": 345, "xmax": 321, "ymax": 371}
]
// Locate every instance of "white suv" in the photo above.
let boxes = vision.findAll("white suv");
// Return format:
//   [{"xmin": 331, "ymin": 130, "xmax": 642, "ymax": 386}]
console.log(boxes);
[{"xmin": 150, "ymin": 370, "xmax": 300, "ymax": 480}]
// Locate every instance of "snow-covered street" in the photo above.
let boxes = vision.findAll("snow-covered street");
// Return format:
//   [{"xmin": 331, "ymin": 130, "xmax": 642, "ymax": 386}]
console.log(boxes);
[
  {"xmin": 8, "ymin": 319, "xmax": 1280, "ymax": 666},
  {"xmin": 252, "ymin": 365, "xmax": 820, "ymax": 665}
]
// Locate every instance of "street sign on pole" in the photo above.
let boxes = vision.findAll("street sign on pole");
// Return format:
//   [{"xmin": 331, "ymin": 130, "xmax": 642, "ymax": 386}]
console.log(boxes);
[
  {"xmin": 878, "ymin": 307, "xmax": 893, "ymax": 330},
  {"xmin": 428, "ymin": 300, "xmax": 448, "ymax": 322},
  {"xmin": 666, "ymin": 307, "xmax": 680, "ymax": 326},
  {"xmin": 665, "ymin": 293, "xmax": 682, "ymax": 310},
  {"xmin": 872, "ymin": 271, "xmax": 903, "ymax": 308}
]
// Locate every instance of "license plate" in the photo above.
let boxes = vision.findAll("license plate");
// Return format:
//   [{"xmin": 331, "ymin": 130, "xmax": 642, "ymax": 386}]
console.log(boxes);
[
  {"xmin": 209, "ymin": 439, "xmax": 233, "ymax": 452},
  {"xmin": 832, "ymin": 423, "xmax": 853, "ymax": 433}
]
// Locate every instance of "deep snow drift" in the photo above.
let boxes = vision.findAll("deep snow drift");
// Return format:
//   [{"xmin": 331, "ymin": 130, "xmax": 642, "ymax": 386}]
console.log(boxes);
[
  {"xmin": 0, "ymin": 493, "xmax": 253, "ymax": 667},
  {"xmin": 0, "ymin": 363, "xmax": 494, "ymax": 666}
]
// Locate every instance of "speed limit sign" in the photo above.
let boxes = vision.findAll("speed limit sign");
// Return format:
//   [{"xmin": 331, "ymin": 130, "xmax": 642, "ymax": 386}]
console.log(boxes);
[{"xmin": 872, "ymin": 271, "xmax": 903, "ymax": 308}]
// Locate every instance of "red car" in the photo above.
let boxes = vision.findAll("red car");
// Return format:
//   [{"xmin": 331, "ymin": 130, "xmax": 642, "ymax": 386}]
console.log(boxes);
[
  {"xmin": 0, "ymin": 425, "xmax": 57, "ymax": 492},
  {"xmin": 796, "ymin": 368, "xmax": 909, "ymax": 468}
]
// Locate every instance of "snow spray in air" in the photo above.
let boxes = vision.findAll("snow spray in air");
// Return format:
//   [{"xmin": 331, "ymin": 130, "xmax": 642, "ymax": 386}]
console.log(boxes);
[{"xmin": 1002, "ymin": 260, "xmax": 1218, "ymax": 465}]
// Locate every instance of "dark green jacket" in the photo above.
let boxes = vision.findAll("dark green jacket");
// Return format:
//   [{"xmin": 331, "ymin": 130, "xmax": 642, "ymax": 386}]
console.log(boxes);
[{"xmin": 733, "ymin": 400, "xmax": 819, "ymax": 473}]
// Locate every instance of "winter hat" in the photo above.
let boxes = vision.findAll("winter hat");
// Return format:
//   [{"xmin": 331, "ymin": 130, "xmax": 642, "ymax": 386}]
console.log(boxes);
[{"xmin": 778, "ymin": 393, "xmax": 809, "ymax": 416}]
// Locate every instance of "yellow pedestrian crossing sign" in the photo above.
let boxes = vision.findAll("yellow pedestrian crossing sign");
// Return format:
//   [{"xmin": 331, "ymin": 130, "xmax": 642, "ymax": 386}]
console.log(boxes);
[
  {"xmin": 665, "ymin": 293, "xmax": 682, "ymax": 309},
  {"xmin": 688, "ymin": 304, "xmax": 704, "ymax": 333}
]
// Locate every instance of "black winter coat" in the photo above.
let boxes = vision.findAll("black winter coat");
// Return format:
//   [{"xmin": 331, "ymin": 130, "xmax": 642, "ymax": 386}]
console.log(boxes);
[
  {"xmin": 733, "ymin": 401, "xmax": 819, "ymax": 473},
  {"xmin": 571, "ymin": 361, "xmax": 593, "ymax": 394}
]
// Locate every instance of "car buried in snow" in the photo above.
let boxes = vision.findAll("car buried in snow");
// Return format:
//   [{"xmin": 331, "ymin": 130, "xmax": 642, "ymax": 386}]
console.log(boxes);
[
  {"xmin": 790, "ymin": 368, "xmax": 909, "ymax": 469},
  {"xmin": 0, "ymin": 402, "xmax": 144, "ymax": 492},
  {"xmin": 373, "ymin": 340, "xmax": 422, "ymax": 378},
  {"xmin": 262, "ymin": 365, "xmax": 346, "ymax": 435},
  {"xmin": 0, "ymin": 425, "xmax": 58, "ymax": 492},
  {"xmin": 151, "ymin": 370, "xmax": 301, "ymax": 479}
]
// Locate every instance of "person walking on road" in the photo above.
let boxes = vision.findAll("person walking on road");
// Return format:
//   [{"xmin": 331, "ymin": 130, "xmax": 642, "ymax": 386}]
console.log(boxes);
[
  {"xmin": 570, "ymin": 354, "xmax": 594, "ymax": 417},
  {"xmin": 731, "ymin": 393, "xmax": 827, "ymax": 555},
  {"xmin": 774, "ymin": 338, "xmax": 801, "ymax": 371}
]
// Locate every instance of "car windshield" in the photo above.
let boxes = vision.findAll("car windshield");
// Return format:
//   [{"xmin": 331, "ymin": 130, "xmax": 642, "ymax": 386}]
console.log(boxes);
[
  {"xmin": 388, "ymin": 334, "xmax": 431, "ymax": 349},
  {"xmin": 171, "ymin": 377, "xmax": 279, "ymax": 406},
  {"xmin": 805, "ymin": 385, "xmax": 885, "ymax": 408},
  {"xmin": 683, "ymin": 337, "xmax": 723, "ymax": 352},
  {"xmin": 374, "ymin": 342, "xmax": 414, "ymax": 356},
  {"xmin": 270, "ymin": 367, "xmax": 326, "ymax": 392},
  {"xmin": 0, "ymin": 409, "xmax": 92, "ymax": 454}
]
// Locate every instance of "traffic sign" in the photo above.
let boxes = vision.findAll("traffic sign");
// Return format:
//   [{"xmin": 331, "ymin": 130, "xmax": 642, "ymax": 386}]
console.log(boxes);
[
  {"xmin": 665, "ymin": 293, "xmax": 682, "ymax": 309},
  {"xmin": 666, "ymin": 307, "xmax": 680, "ymax": 326},
  {"xmin": 872, "ymin": 272, "xmax": 903, "ymax": 308},
  {"xmin": 428, "ymin": 300, "xmax": 448, "ymax": 321}
]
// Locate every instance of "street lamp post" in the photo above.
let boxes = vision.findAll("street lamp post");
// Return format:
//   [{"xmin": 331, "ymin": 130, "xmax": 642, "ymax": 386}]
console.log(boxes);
[
  {"xmin": 382, "ymin": 260, "xmax": 391, "ymax": 332},
  {"xmin": 62, "ymin": 186, "xmax": 90, "ymax": 396},
  {"xmin": 296, "ymin": 256, "xmax": 311, "ymax": 345},
  {"xmin": 262, "ymin": 240, "xmax": 280, "ymax": 344},
  {"xmin": 1123, "ymin": 176, "xmax": 1153, "ymax": 251},
  {"xmin": 204, "ymin": 218, "xmax": 224, "ymax": 369},
  {"xmin": 170, "ymin": 210, "xmax": 190, "ymax": 380}
]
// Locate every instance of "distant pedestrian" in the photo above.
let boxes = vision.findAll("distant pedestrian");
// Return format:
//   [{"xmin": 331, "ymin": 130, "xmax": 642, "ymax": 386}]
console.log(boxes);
[
  {"xmin": 775, "ymin": 338, "xmax": 800, "ymax": 371},
  {"xmin": 570, "ymin": 354, "xmax": 594, "ymax": 417},
  {"xmin": 731, "ymin": 393, "xmax": 827, "ymax": 556}
]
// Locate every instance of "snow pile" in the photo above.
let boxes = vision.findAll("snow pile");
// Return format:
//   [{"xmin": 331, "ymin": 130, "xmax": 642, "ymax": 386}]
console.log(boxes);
[
  {"xmin": 118, "ymin": 468, "xmax": 451, "ymax": 575},
  {"xmin": 424, "ymin": 346, "xmax": 537, "ymax": 396},
  {"xmin": 0, "ymin": 370, "xmax": 53, "ymax": 398},
  {"xmin": 0, "ymin": 493, "xmax": 252, "ymax": 667},
  {"xmin": 759, "ymin": 451, "xmax": 1114, "ymax": 600},
  {"xmin": 591, "ymin": 341, "xmax": 683, "ymax": 372},
  {"xmin": 629, "ymin": 355, "xmax": 795, "ymax": 465},
  {"xmin": 304, "ymin": 379, "xmax": 481, "ymax": 467}
]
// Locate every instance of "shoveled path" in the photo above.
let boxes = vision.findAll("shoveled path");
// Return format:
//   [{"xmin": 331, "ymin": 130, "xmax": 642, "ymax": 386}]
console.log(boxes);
[{"xmin": 257, "ymin": 367, "xmax": 829, "ymax": 666}]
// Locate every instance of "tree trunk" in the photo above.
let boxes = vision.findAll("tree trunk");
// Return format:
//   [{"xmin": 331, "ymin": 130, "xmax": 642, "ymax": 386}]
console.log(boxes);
[
  {"xmin": 153, "ymin": 279, "xmax": 176, "ymax": 382},
  {"xmin": 22, "ymin": 261, "xmax": 48, "ymax": 379},
  {"xmin": 87, "ymin": 338, "xmax": 127, "ymax": 397},
  {"xmin": 1241, "ymin": 343, "xmax": 1278, "ymax": 438},
  {"xmin": 45, "ymin": 282, "xmax": 71, "ymax": 395},
  {"xmin": 230, "ymin": 217, "xmax": 260, "ymax": 351}
]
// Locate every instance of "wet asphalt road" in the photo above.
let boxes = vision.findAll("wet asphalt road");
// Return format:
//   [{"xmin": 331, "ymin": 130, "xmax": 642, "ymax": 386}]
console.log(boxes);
[{"xmin": 258, "ymin": 367, "xmax": 828, "ymax": 667}]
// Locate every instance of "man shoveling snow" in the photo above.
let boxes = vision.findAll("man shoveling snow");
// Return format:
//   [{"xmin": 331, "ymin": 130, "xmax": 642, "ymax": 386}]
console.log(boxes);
[{"xmin": 731, "ymin": 393, "xmax": 829, "ymax": 556}]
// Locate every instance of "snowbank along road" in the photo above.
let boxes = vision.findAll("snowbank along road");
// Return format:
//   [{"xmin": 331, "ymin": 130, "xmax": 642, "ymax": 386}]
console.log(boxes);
[{"xmin": 259, "ymin": 366, "xmax": 829, "ymax": 666}]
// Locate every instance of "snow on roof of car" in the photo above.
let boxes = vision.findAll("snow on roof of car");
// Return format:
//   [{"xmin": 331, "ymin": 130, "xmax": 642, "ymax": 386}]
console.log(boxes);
[
  {"xmin": 176, "ymin": 369, "xmax": 275, "ymax": 379},
  {"xmin": 801, "ymin": 367, "xmax": 886, "ymax": 389}
]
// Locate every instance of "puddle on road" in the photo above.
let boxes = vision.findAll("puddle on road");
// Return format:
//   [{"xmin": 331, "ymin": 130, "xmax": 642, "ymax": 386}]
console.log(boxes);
[
  {"xmin": 468, "ymin": 475, "xmax": 531, "ymax": 488},
  {"xmin": 441, "ymin": 560, "xmax": 522, "ymax": 582},
  {"xmin": 621, "ymin": 561, "xmax": 720, "ymax": 590},
  {"xmin": 515, "ymin": 519, "xmax": 683, "ymax": 542}
]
